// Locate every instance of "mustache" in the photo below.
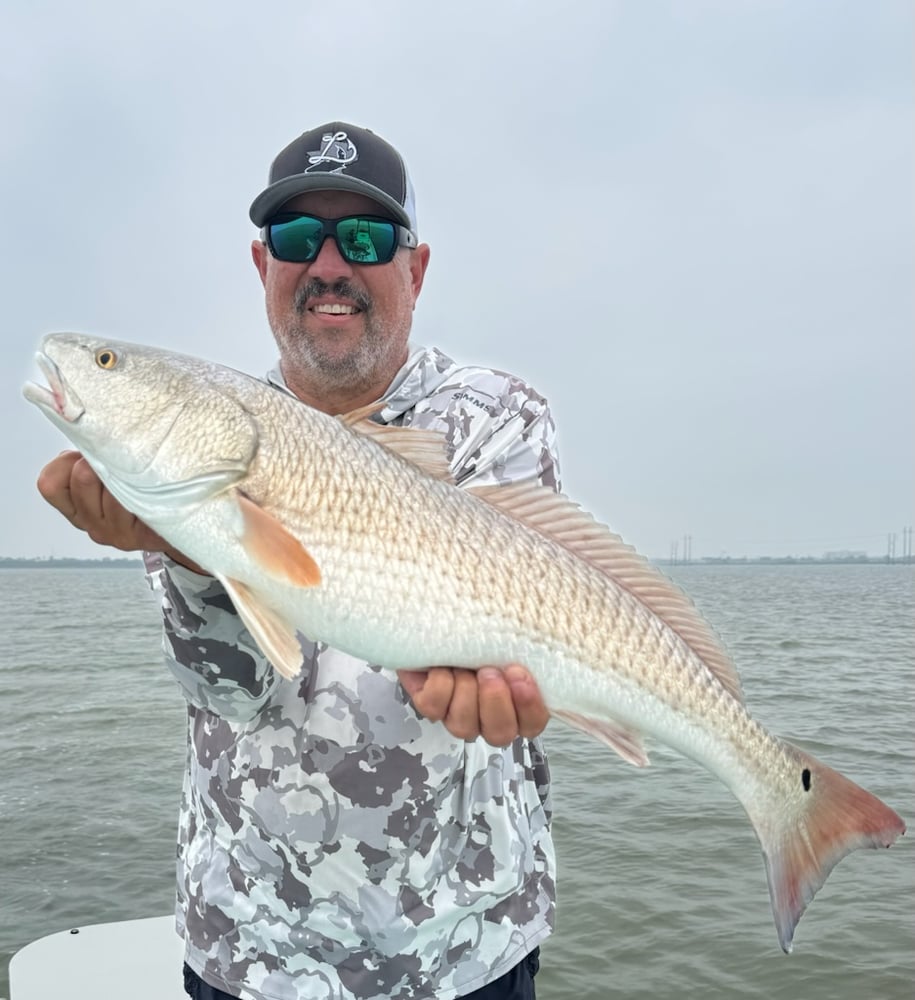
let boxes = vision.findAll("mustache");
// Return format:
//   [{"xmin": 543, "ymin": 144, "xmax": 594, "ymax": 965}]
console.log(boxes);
[{"xmin": 294, "ymin": 279, "xmax": 372, "ymax": 314}]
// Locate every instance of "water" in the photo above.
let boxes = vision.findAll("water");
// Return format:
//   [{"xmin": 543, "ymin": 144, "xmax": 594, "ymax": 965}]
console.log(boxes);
[{"xmin": 1, "ymin": 564, "xmax": 912, "ymax": 999}]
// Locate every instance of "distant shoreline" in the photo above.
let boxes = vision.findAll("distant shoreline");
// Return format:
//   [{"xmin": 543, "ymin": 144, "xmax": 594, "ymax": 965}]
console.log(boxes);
[
  {"xmin": 0, "ymin": 557, "xmax": 144, "ymax": 569},
  {"xmin": 661, "ymin": 557, "xmax": 912, "ymax": 567}
]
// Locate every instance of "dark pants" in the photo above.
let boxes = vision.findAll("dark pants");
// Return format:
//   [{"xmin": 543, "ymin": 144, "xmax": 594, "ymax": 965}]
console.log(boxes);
[{"xmin": 183, "ymin": 948, "xmax": 539, "ymax": 999}]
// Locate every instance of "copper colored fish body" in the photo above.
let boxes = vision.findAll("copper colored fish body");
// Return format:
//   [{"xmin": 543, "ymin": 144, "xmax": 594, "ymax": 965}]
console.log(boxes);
[{"xmin": 24, "ymin": 332, "xmax": 906, "ymax": 953}]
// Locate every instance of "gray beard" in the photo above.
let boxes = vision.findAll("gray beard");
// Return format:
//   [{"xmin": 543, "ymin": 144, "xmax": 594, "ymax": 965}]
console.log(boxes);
[
  {"xmin": 281, "ymin": 322, "xmax": 392, "ymax": 389},
  {"xmin": 271, "ymin": 279, "xmax": 402, "ymax": 396}
]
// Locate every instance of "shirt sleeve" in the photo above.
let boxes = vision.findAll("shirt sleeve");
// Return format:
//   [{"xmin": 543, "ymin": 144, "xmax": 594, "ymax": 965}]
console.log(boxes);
[
  {"xmin": 144, "ymin": 551, "xmax": 282, "ymax": 720},
  {"xmin": 407, "ymin": 367, "xmax": 563, "ymax": 492}
]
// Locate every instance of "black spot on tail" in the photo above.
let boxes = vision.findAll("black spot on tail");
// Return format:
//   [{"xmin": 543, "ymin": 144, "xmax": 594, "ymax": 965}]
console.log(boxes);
[{"xmin": 802, "ymin": 768, "xmax": 812, "ymax": 792}]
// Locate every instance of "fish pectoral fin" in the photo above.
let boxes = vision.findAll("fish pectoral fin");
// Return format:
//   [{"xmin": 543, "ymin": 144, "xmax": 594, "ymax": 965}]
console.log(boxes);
[
  {"xmin": 218, "ymin": 575, "xmax": 304, "ymax": 680},
  {"xmin": 339, "ymin": 410, "xmax": 453, "ymax": 483},
  {"xmin": 235, "ymin": 492, "xmax": 321, "ymax": 587},
  {"xmin": 551, "ymin": 709, "xmax": 651, "ymax": 767}
]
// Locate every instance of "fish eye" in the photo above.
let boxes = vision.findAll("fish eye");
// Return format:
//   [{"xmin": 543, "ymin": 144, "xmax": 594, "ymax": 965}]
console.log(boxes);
[{"xmin": 95, "ymin": 349, "xmax": 118, "ymax": 370}]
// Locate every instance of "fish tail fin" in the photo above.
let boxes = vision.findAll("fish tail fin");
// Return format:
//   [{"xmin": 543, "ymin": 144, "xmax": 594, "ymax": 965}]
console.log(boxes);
[{"xmin": 751, "ymin": 743, "xmax": 905, "ymax": 953}]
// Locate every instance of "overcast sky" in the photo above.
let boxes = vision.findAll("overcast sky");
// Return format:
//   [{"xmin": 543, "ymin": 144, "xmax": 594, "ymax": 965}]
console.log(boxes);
[{"xmin": 3, "ymin": 0, "xmax": 912, "ymax": 560}]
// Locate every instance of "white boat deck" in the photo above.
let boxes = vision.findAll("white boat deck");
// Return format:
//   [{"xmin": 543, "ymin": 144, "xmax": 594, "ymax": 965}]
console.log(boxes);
[{"xmin": 10, "ymin": 915, "xmax": 184, "ymax": 999}]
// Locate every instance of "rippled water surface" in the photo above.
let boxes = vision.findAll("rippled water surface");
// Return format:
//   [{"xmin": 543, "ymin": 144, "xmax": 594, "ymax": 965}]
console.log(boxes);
[{"xmin": 1, "ymin": 564, "xmax": 912, "ymax": 999}]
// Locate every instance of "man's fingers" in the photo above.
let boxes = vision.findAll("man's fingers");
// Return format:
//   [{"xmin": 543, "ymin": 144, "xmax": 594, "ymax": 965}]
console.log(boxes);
[
  {"xmin": 35, "ymin": 450, "xmax": 168, "ymax": 554},
  {"xmin": 397, "ymin": 669, "xmax": 428, "ymax": 704},
  {"xmin": 100, "ymin": 483, "xmax": 144, "ymax": 538},
  {"xmin": 399, "ymin": 665, "xmax": 550, "ymax": 745},
  {"xmin": 398, "ymin": 668, "xmax": 455, "ymax": 723},
  {"xmin": 399, "ymin": 668, "xmax": 483, "ymax": 741},
  {"xmin": 70, "ymin": 457, "xmax": 106, "ymax": 529},
  {"xmin": 442, "ymin": 669, "xmax": 481, "ymax": 741},
  {"xmin": 477, "ymin": 667, "xmax": 521, "ymax": 747},
  {"xmin": 36, "ymin": 451, "xmax": 83, "ymax": 519},
  {"xmin": 503, "ymin": 664, "xmax": 550, "ymax": 739}
]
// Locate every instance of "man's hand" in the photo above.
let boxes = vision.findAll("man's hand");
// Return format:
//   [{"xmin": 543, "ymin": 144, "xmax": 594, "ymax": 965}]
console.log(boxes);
[
  {"xmin": 398, "ymin": 665, "xmax": 550, "ymax": 747},
  {"xmin": 36, "ymin": 451, "xmax": 203, "ymax": 570}
]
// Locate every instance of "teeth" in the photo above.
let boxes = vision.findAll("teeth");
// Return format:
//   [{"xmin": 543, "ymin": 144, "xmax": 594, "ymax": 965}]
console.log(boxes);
[{"xmin": 313, "ymin": 304, "xmax": 358, "ymax": 315}]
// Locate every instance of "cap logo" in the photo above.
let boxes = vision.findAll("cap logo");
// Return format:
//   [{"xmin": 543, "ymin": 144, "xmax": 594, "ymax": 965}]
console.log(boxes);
[{"xmin": 305, "ymin": 130, "xmax": 357, "ymax": 173}]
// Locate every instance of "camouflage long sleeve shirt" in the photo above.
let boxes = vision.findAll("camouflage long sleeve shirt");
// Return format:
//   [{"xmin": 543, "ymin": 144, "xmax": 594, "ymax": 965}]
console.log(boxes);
[{"xmin": 144, "ymin": 345, "xmax": 561, "ymax": 1000}]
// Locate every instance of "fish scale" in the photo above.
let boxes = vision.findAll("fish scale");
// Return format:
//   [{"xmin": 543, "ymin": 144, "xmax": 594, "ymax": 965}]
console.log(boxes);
[{"xmin": 23, "ymin": 332, "xmax": 905, "ymax": 954}]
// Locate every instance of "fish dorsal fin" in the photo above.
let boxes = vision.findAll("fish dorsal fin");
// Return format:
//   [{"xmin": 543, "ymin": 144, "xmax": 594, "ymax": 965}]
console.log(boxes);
[
  {"xmin": 338, "ymin": 400, "xmax": 386, "ymax": 426},
  {"xmin": 339, "ymin": 408, "xmax": 453, "ymax": 483},
  {"xmin": 469, "ymin": 482, "xmax": 745, "ymax": 703},
  {"xmin": 217, "ymin": 574, "xmax": 304, "ymax": 679},
  {"xmin": 236, "ymin": 492, "xmax": 322, "ymax": 587}
]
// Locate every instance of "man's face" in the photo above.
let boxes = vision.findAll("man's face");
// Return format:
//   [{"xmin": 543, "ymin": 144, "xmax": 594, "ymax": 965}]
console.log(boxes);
[{"xmin": 252, "ymin": 189, "xmax": 430, "ymax": 411}]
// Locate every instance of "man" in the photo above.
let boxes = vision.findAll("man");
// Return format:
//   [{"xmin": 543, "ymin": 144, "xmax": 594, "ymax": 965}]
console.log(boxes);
[{"xmin": 38, "ymin": 122, "xmax": 560, "ymax": 1000}]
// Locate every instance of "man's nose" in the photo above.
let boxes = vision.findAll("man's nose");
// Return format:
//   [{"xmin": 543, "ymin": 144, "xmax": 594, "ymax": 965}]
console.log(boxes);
[{"xmin": 307, "ymin": 234, "xmax": 354, "ymax": 282}]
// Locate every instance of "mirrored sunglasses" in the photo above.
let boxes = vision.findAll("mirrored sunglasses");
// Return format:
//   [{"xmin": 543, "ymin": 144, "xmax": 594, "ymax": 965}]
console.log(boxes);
[{"xmin": 263, "ymin": 213, "xmax": 417, "ymax": 265}]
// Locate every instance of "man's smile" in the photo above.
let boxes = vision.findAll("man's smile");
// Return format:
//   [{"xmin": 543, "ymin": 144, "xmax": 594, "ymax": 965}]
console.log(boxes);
[{"xmin": 311, "ymin": 302, "xmax": 361, "ymax": 316}]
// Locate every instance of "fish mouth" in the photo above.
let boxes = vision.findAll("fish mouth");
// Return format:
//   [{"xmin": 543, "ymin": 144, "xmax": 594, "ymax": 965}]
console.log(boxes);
[{"xmin": 22, "ymin": 351, "xmax": 86, "ymax": 423}]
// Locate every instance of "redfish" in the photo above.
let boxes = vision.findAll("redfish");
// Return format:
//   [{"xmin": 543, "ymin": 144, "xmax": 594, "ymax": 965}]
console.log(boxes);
[{"xmin": 24, "ymin": 333, "xmax": 905, "ymax": 953}]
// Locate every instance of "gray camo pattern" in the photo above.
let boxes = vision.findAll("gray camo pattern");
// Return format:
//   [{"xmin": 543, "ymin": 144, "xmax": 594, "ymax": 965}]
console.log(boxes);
[{"xmin": 145, "ymin": 345, "xmax": 561, "ymax": 1000}]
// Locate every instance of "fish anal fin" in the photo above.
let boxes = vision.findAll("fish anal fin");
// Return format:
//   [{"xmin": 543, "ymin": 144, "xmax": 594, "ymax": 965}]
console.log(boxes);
[
  {"xmin": 218, "ymin": 574, "xmax": 304, "ymax": 680},
  {"xmin": 236, "ymin": 492, "xmax": 321, "ymax": 587},
  {"xmin": 340, "ymin": 413, "xmax": 453, "ymax": 482},
  {"xmin": 551, "ymin": 708, "xmax": 650, "ymax": 767},
  {"xmin": 470, "ymin": 481, "xmax": 744, "ymax": 704}
]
